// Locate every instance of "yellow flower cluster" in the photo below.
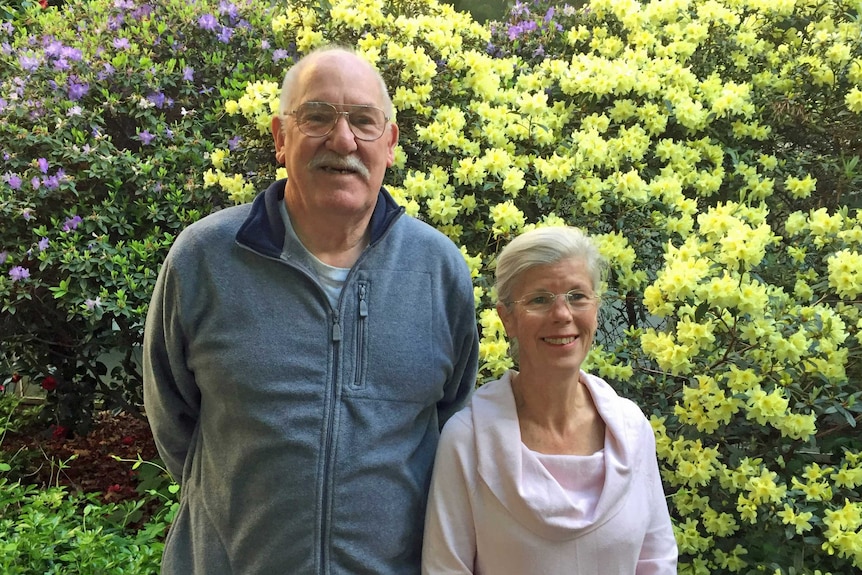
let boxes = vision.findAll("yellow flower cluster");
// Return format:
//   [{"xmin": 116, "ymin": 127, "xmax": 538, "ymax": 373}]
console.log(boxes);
[
  {"xmin": 582, "ymin": 345, "xmax": 635, "ymax": 381},
  {"xmin": 827, "ymin": 249, "xmax": 862, "ymax": 299},
  {"xmin": 675, "ymin": 375, "xmax": 740, "ymax": 433},
  {"xmin": 477, "ymin": 307, "xmax": 512, "ymax": 377},
  {"xmin": 594, "ymin": 231, "xmax": 645, "ymax": 291},
  {"xmin": 224, "ymin": 80, "xmax": 281, "ymax": 136},
  {"xmin": 821, "ymin": 499, "xmax": 862, "ymax": 568},
  {"xmin": 489, "ymin": 201, "xmax": 525, "ymax": 238},
  {"xmin": 203, "ymin": 164, "xmax": 256, "ymax": 204}
]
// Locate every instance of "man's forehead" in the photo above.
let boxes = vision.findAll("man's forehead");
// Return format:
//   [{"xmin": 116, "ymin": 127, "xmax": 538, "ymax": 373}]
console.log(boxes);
[{"xmin": 296, "ymin": 56, "xmax": 381, "ymax": 103}]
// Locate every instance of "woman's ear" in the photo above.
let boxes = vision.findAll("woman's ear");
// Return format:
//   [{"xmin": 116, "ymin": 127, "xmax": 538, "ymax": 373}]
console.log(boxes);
[{"xmin": 496, "ymin": 301, "xmax": 514, "ymax": 338}]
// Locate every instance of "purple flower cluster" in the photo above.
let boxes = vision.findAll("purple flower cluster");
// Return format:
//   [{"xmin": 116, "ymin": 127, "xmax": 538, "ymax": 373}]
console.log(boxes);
[
  {"xmin": 196, "ymin": 1, "xmax": 249, "ymax": 44},
  {"xmin": 507, "ymin": 20, "xmax": 538, "ymax": 41},
  {"xmin": 62, "ymin": 215, "xmax": 83, "ymax": 232},
  {"xmin": 20, "ymin": 38, "xmax": 85, "ymax": 74},
  {"xmin": 488, "ymin": 1, "xmax": 571, "ymax": 60},
  {"xmin": 2, "ymin": 210, "xmax": 85, "ymax": 285},
  {"xmin": 147, "ymin": 91, "xmax": 175, "ymax": 109},
  {"xmin": 9, "ymin": 266, "xmax": 29, "ymax": 282},
  {"xmin": 67, "ymin": 76, "xmax": 90, "ymax": 101},
  {"xmin": 4, "ymin": 164, "xmax": 66, "ymax": 192},
  {"xmin": 139, "ymin": 130, "xmax": 155, "ymax": 145}
]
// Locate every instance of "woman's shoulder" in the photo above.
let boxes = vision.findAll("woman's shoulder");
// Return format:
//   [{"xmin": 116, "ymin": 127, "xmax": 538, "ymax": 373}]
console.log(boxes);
[
  {"xmin": 439, "ymin": 373, "xmax": 515, "ymax": 445},
  {"xmin": 581, "ymin": 371, "xmax": 653, "ymax": 432},
  {"xmin": 436, "ymin": 405, "xmax": 477, "ymax": 461}
]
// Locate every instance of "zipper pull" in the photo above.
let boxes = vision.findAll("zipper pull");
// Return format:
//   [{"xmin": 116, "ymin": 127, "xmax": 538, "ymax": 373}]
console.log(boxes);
[
  {"xmin": 358, "ymin": 284, "xmax": 368, "ymax": 317},
  {"xmin": 332, "ymin": 312, "xmax": 342, "ymax": 341}
]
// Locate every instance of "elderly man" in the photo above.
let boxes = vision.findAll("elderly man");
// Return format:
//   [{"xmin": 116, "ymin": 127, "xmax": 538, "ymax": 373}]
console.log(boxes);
[{"xmin": 143, "ymin": 46, "xmax": 479, "ymax": 574}]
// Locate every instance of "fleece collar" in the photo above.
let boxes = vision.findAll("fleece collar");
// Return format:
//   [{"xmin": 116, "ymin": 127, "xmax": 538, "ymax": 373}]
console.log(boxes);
[{"xmin": 235, "ymin": 179, "xmax": 403, "ymax": 257}]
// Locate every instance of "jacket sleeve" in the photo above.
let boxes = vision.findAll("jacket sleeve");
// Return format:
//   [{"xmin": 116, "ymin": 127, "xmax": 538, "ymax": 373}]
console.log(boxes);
[
  {"xmin": 636, "ymin": 420, "xmax": 679, "ymax": 575},
  {"xmin": 142, "ymin": 246, "xmax": 201, "ymax": 483},
  {"xmin": 436, "ymin": 258, "xmax": 479, "ymax": 428},
  {"xmin": 422, "ymin": 415, "xmax": 477, "ymax": 574}
]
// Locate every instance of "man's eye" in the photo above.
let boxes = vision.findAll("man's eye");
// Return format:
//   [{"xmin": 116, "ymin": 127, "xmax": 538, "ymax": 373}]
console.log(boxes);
[
  {"xmin": 351, "ymin": 113, "xmax": 376, "ymax": 126},
  {"xmin": 303, "ymin": 112, "xmax": 333, "ymax": 124}
]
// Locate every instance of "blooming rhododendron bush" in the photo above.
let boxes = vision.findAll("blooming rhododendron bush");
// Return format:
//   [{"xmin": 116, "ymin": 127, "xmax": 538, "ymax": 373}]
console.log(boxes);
[
  {"xmin": 2, "ymin": 0, "xmax": 862, "ymax": 572},
  {"xmin": 0, "ymin": 0, "xmax": 285, "ymax": 434}
]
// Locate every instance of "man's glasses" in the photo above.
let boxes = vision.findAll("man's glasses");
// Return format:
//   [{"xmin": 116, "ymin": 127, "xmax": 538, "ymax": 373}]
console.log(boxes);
[
  {"xmin": 506, "ymin": 290, "xmax": 599, "ymax": 314},
  {"xmin": 287, "ymin": 101, "xmax": 390, "ymax": 141}
]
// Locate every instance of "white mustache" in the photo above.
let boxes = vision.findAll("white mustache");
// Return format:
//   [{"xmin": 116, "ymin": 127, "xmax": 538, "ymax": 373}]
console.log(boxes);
[{"xmin": 308, "ymin": 152, "xmax": 370, "ymax": 180}]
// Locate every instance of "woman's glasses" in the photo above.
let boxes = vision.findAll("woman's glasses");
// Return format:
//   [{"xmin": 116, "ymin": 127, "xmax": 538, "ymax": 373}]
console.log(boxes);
[{"xmin": 506, "ymin": 290, "xmax": 599, "ymax": 314}]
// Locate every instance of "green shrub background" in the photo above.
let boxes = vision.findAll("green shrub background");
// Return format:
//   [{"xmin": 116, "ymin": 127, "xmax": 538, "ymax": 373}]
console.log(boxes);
[{"xmin": 1, "ymin": 0, "xmax": 861, "ymax": 573}]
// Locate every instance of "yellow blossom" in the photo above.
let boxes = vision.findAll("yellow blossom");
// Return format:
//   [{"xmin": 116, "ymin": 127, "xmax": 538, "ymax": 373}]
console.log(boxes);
[
  {"xmin": 426, "ymin": 195, "xmax": 459, "ymax": 225},
  {"xmin": 713, "ymin": 544, "xmax": 748, "ymax": 572},
  {"xmin": 792, "ymin": 472, "xmax": 833, "ymax": 503},
  {"xmin": 702, "ymin": 507, "xmax": 738, "ymax": 537},
  {"xmin": 746, "ymin": 467, "xmax": 787, "ymax": 506},
  {"xmin": 777, "ymin": 504, "xmax": 814, "ymax": 535},
  {"xmin": 832, "ymin": 465, "xmax": 862, "ymax": 489},
  {"xmin": 736, "ymin": 494, "xmax": 758, "ymax": 523},
  {"xmin": 776, "ymin": 412, "xmax": 817, "ymax": 440},
  {"xmin": 746, "ymin": 386, "xmax": 789, "ymax": 426},
  {"xmin": 202, "ymin": 169, "xmax": 219, "ymax": 188},
  {"xmin": 502, "ymin": 169, "xmax": 526, "ymax": 196},
  {"xmin": 827, "ymin": 249, "xmax": 862, "ymax": 299},
  {"xmin": 210, "ymin": 148, "xmax": 228, "ymax": 170},
  {"xmin": 847, "ymin": 88, "xmax": 862, "ymax": 113},
  {"xmin": 224, "ymin": 100, "xmax": 240, "ymax": 115},
  {"xmin": 785, "ymin": 174, "xmax": 817, "ymax": 199},
  {"xmin": 489, "ymin": 201, "xmax": 525, "ymax": 238}
]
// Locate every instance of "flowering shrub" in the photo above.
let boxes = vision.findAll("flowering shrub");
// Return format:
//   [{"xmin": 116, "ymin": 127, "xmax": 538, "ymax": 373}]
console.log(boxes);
[
  {"xmin": 0, "ymin": 0, "xmax": 287, "ymax": 434},
  {"xmin": 3, "ymin": 0, "xmax": 862, "ymax": 572}
]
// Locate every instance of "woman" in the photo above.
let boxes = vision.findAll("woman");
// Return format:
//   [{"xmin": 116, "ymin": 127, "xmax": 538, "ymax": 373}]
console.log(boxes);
[{"xmin": 422, "ymin": 226, "xmax": 678, "ymax": 574}]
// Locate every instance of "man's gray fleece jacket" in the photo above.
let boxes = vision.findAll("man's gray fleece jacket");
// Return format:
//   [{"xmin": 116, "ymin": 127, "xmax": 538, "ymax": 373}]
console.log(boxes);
[{"xmin": 142, "ymin": 180, "xmax": 480, "ymax": 574}]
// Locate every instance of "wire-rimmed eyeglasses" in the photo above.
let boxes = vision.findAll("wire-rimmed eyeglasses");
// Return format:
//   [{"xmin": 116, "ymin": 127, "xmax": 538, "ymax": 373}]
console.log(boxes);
[
  {"xmin": 505, "ymin": 290, "xmax": 599, "ymax": 314},
  {"xmin": 287, "ymin": 101, "xmax": 390, "ymax": 141}
]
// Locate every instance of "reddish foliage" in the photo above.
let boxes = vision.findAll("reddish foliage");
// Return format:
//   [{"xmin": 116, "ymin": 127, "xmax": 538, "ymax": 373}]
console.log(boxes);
[{"xmin": 1, "ymin": 410, "xmax": 160, "ymax": 505}]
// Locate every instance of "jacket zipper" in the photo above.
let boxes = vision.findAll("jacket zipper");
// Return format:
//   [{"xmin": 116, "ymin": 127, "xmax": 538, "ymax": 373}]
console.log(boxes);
[
  {"xmin": 235, "ymin": 199, "xmax": 406, "ymax": 572},
  {"xmin": 353, "ymin": 282, "xmax": 369, "ymax": 390}
]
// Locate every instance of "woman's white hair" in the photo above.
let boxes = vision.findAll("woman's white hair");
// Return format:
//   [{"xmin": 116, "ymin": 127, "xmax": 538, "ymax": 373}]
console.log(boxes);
[
  {"xmin": 495, "ymin": 226, "xmax": 606, "ymax": 305},
  {"xmin": 494, "ymin": 226, "xmax": 607, "ymax": 363}
]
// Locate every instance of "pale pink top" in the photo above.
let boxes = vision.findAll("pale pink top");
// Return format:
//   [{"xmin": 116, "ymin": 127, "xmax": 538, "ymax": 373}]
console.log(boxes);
[
  {"xmin": 422, "ymin": 370, "xmax": 678, "ymax": 575},
  {"xmin": 531, "ymin": 448, "xmax": 605, "ymax": 521}
]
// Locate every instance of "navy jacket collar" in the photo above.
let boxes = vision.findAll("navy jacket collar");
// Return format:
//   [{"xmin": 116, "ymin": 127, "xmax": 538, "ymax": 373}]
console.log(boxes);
[{"xmin": 235, "ymin": 178, "xmax": 403, "ymax": 257}]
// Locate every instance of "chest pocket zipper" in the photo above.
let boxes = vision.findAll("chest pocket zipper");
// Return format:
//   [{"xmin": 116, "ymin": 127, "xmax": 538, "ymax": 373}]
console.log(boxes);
[{"xmin": 352, "ymin": 281, "xmax": 369, "ymax": 390}]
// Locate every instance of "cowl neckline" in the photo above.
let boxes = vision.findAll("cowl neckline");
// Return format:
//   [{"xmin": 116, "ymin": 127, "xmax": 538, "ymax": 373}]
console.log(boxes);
[{"xmin": 472, "ymin": 370, "xmax": 639, "ymax": 541}]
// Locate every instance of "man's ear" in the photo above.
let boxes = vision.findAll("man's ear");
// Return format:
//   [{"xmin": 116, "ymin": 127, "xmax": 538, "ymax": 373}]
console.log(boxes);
[
  {"xmin": 385, "ymin": 122, "xmax": 399, "ymax": 167},
  {"xmin": 272, "ymin": 116, "xmax": 286, "ymax": 165}
]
